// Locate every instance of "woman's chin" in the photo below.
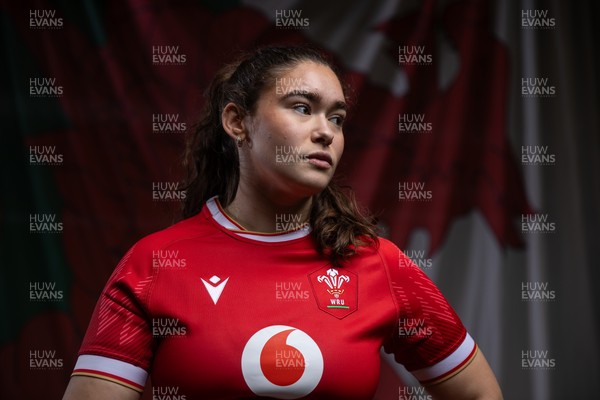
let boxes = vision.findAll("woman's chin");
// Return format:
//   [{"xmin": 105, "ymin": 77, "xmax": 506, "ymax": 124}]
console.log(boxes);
[
  {"xmin": 264, "ymin": 168, "xmax": 334, "ymax": 200},
  {"xmin": 291, "ymin": 175, "xmax": 333, "ymax": 197}
]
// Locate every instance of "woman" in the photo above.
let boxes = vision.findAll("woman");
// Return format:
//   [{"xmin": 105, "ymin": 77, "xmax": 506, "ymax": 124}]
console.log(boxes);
[{"xmin": 63, "ymin": 46, "xmax": 502, "ymax": 399}]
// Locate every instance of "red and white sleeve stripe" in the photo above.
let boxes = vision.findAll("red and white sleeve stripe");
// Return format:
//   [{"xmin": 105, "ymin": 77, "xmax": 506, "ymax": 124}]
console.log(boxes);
[
  {"xmin": 410, "ymin": 333, "xmax": 478, "ymax": 385},
  {"xmin": 72, "ymin": 354, "xmax": 148, "ymax": 392}
]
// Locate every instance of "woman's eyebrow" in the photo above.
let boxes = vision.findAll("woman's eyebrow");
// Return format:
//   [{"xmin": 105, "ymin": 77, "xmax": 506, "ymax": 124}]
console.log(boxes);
[{"xmin": 280, "ymin": 89, "xmax": 347, "ymax": 111}]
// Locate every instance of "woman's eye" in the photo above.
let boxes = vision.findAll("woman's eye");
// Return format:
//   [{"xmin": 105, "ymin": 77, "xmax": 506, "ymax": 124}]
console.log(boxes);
[
  {"xmin": 293, "ymin": 104, "xmax": 310, "ymax": 114},
  {"xmin": 329, "ymin": 115, "xmax": 345, "ymax": 127}
]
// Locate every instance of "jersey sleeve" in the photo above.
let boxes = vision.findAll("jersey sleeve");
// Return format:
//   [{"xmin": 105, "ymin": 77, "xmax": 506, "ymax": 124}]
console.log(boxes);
[
  {"xmin": 380, "ymin": 240, "xmax": 478, "ymax": 386},
  {"xmin": 71, "ymin": 241, "xmax": 156, "ymax": 392}
]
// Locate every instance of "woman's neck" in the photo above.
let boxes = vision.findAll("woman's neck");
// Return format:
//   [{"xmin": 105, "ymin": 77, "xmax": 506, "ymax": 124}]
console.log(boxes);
[{"xmin": 223, "ymin": 183, "xmax": 313, "ymax": 233}]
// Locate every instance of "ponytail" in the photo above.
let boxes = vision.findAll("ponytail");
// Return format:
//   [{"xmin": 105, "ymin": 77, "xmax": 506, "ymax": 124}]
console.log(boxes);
[{"xmin": 181, "ymin": 63, "xmax": 240, "ymax": 218}]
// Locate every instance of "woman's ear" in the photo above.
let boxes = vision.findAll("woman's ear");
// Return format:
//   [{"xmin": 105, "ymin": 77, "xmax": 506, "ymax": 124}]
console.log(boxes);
[{"xmin": 222, "ymin": 102, "xmax": 247, "ymax": 141}]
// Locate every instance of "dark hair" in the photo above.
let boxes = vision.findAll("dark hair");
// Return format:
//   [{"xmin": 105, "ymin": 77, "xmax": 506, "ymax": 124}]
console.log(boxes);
[{"xmin": 181, "ymin": 45, "xmax": 378, "ymax": 265}]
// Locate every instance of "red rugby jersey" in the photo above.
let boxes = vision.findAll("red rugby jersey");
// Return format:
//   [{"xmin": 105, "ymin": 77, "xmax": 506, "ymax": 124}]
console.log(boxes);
[{"xmin": 72, "ymin": 197, "xmax": 477, "ymax": 399}]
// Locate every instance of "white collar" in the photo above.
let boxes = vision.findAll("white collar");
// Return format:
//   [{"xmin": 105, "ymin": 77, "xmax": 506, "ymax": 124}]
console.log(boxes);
[{"xmin": 206, "ymin": 196, "xmax": 312, "ymax": 243}]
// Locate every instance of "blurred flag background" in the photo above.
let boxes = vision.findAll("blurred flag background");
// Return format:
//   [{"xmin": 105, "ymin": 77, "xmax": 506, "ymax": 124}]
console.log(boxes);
[{"xmin": 1, "ymin": 1, "xmax": 598, "ymax": 399}]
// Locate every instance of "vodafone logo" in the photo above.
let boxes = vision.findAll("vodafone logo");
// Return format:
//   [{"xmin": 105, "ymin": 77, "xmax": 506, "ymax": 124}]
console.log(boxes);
[{"xmin": 241, "ymin": 325, "xmax": 323, "ymax": 399}]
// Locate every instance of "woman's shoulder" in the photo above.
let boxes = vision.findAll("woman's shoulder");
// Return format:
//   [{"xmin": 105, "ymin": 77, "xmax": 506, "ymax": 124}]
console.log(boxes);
[
  {"xmin": 363, "ymin": 236, "xmax": 424, "ymax": 278},
  {"xmin": 362, "ymin": 236, "xmax": 401, "ymax": 261},
  {"xmin": 348, "ymin": 236, "xmax": 400, "ymax": 270},
  {"xmin": 127, "ymin": 212, "xmax": 214, "ymax": 258}
]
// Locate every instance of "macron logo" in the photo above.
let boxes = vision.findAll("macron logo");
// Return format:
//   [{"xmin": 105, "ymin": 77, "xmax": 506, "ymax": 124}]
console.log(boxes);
[{"xmin": 201, "ymin": 275, "xmax": 229, "ymax": 304}]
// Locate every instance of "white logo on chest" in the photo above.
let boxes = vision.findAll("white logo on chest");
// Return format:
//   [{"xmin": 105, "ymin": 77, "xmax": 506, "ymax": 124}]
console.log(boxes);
[
  {"xmin": 241, "ymin": 325, "xmax": 323, "ymax": 399},
  {"xmin": 200, "ymin": 275, "xmax": 229, "ymax": 304}
]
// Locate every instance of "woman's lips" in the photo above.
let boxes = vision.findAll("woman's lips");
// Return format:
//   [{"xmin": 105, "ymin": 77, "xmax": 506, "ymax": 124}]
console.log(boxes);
[{"xmin": 306, "ymin": 151, "xmax": 333, "ymax": 169}]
